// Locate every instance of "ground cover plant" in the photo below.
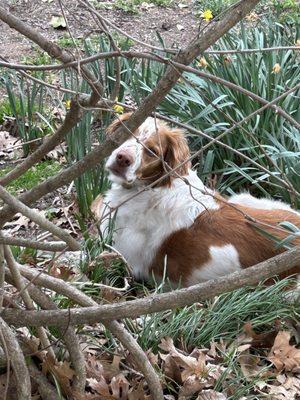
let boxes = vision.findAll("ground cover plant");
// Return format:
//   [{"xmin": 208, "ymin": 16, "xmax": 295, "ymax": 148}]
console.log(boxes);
[{"xmin": 0, "ymin": 0, "xmax": 299, "ymax": 399}]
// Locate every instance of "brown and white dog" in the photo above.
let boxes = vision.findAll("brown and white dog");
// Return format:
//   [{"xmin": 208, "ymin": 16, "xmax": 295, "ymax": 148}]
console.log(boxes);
[{"xmin": 99, "ymin": 113, "xmax": 300, "ymax": 286}]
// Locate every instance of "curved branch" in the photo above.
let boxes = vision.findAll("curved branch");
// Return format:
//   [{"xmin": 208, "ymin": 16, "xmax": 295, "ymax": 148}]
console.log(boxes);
[
  {"xmin": 206, "ymin": 45, "xmax": 300, "ymax": 54},
  {"xmin": 4, "ymin": 245, "xmax": 56, "ymax": 360},
  {"xmin": 0, "ymin": 317, "xmax": 31, "ymax": 399},
  {"xmin": 2, "ymin": 50, "xmax": 297, "ymax": 129}
]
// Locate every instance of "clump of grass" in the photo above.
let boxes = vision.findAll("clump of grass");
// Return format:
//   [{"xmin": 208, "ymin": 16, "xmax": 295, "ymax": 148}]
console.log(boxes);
[
  {"xmin": 0, "ymin": 70, "xmax": 55, "ymax": 156},
  {"xmin": 126, "ymin": 278, "xmax": 299, "ymax": 351},
  {"xmin": 195, "ymin": 0, "xmax": 235, "ymax": 17},
  {"xmin": 114, "ymin": 0, "xmax": 173, "ymax": 14},
  {"xmin": 56, "ymin": 35, "xmax": 82, "ymax": 48}
]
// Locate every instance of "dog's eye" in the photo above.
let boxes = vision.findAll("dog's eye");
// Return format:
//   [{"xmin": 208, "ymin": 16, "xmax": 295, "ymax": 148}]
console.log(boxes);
[{"xmin": 145, "ymin": 147, "xmax": 158, "ymax": 157}]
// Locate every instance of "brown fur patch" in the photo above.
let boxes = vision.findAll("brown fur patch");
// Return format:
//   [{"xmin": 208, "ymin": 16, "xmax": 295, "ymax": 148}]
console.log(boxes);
[
  {"xmin": 150, "ymin": 202, "xmax": 300, "ymax": 285},
  {"xmin": 136, "ymin": 127, "xmax": 191, "ymax": 186}
]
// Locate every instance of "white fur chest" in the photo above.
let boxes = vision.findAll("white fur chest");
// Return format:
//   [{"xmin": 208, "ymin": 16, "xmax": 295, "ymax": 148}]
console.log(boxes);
[{"xmin": 101, "ymin": 171, "xmax": 219, "ymax": 279}]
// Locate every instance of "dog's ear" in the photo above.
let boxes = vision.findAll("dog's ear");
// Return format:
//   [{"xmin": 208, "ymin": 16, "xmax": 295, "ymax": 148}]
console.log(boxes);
[
  {"xmin": 164, "ymin": 129, "xmax": 191, "ymax": 180},
  {"xmin": 106, "ymin": 112, "xmax": 133, "ymax": 136}
]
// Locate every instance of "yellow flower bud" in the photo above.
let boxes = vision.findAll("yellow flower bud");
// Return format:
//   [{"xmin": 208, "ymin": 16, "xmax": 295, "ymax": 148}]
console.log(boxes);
[
  {"xmin": 201, "ymin": 9, "xmax": 213, "ymax": 22},
  {"xmin": 64, "ymin": 99, "xmax": 71, "ymax": 110},
  {"xmin": 198, "ymin": 57, "xmax": 208, "ymax": 68},
  {"xmin": 113, "ymin": 103, "xmax": 124, "ymax": 114},
  {"xmin": 272, "ymin": 63, "xmax": 281, "ymax": 74}
]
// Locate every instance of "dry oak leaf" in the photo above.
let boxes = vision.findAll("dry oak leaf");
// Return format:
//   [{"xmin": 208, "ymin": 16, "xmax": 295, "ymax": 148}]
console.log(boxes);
[
  {"xmin": 111, "ymin": 374, "xmax": 130, "ymax": 400},
  {"xmin": 128, "ymin": 380, "xmax": 152, "ymax": 400},
  {"xmin": 87, "ymin": 377, "xmax": 111, "ymax": 398},
  {"xmin": 196, "ymin": 390, "xmax": 227, "ymax": 400},
  {"xmin": 178, "ymin": 374, "xmax": 207, "ymax": 398},
  {"xmin": 160, "ymin": 337, "xmax": 208, "ymax": 382},
  {"xmin": 243, "ymin": 321, "xmax": 280, "ymax": 349},
  {"xmin": 42, "ymin": 354, "xmax": 75, "ymax": 395},
  {"xmin": 86, "ymin": 354, "xmax": 105, "ymax": 379},
  {"xmin": 237, "ymin": 352, "xmax": 262, "ymax": 380},
  {"xmin": 259, "ymin": 375, "xmax": 300, "ymax": 400},
  {"xmin": 268, "ymin": 331, "xmax": 300, "ymax": 372}
]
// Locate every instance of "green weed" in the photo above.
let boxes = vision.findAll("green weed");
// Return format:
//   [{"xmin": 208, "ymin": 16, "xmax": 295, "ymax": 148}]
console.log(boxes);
[
  {"xmin": 114, "ymin": 0, "xmax": 173, "ymax": 14},
  {"xmin": 0, "ymin": 160, "xmax": 62, "ymax": 195}
]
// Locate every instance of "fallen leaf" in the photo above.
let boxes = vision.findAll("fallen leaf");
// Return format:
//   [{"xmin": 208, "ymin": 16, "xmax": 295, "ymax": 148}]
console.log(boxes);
[
  {"xmin": 86, "ymin": 354, "xmax": 105, "ymax": 380},
  {"xmin": 268, "ymin": 331, "xmax": 300, "ymax": 372},
  {"xmin": 128, "ymin": 380, "xmax": 152, "ymax": 399},
  {"xmin": 237, "ymin": 352, "xmax": 262, "ymax": 380},
  {"xmin": 0, "ymin": 131, "xmax": 21, "ymax": 160},
  {"xmin": 160, "ymin": 353, "xmax": 182, "ymax": 383},
  {"xmin": 42, "ymin": 354, "xmax": 74, "ymax": 396},
  {"xmin": 87, "ymin": 377, "xmax": 111, "ymax": 397},
  {"xmin": 111, "ymin": 374, "xmax": 129, "ymax": 400},
  {"xmin": 196, "ymin": 390, "xmax": 227, "ymax": 400},
  {"xmin": 178, "ymin": 374, "xmax": 205, "ymax": 398},
  {"xmin": 50, "ymin": 15, "xmax": 66, "ymax": 29},
  {"xmin": 140, "ymin": 2, "xmax": 155, "ymax": 9},
  {"xmin": 243, "ymin": 321, "xmax": 280, "ymax": 348}
]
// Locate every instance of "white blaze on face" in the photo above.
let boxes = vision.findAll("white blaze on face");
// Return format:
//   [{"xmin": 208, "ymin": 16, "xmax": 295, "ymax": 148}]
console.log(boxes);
[{"xmin": 105, "ymin": 117, "xmax": 159, "ymax": 184}]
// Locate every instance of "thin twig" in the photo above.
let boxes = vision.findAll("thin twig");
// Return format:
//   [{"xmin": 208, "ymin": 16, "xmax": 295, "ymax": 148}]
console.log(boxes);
[{"xmin": 206, "ymin": 45, "xmax": 300, "ymax": 54}]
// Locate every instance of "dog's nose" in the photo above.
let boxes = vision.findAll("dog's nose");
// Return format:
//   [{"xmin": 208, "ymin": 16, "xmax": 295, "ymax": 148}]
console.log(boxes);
[{"xmin": 116, "ymin": 150, "xmax": 133, "ymax": 168}]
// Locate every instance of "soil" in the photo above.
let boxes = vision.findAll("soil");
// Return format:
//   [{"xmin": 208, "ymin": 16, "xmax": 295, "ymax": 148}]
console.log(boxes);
[{"xmin": 0, "ymin": 0, "xmax": 199, "ymax": 61}]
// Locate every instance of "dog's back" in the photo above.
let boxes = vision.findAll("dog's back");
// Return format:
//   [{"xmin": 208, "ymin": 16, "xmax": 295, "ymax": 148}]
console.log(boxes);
[{"xmin": 149, "ymin": 197, "xmax": 300, "ymax": 286}]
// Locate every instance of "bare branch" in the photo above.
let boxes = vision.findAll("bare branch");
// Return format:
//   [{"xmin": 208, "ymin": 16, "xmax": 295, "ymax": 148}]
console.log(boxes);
[
  {"xmin": 9, "ymin": 272, "xmax": 87, "ymax": 394},
  {"xmin": 0, "ymin": 316, "xmax": 31, "ymax": 399},
  {"xmin": 206, "ymin": 45, "xmax": 300, "ymax": 54},
  {"xmin": 0, "ymin": 244, "xmax": 4, "ymax": 310},
  {"xmin": 0, "ymin": 236, "xmax": 69, "ymax": 252}
]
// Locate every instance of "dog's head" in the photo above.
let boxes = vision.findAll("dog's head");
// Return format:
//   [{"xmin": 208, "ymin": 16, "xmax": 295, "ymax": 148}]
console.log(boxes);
[{"xmin": 105, "ymin": 113, "xmax": 191, "ymax": 187}]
